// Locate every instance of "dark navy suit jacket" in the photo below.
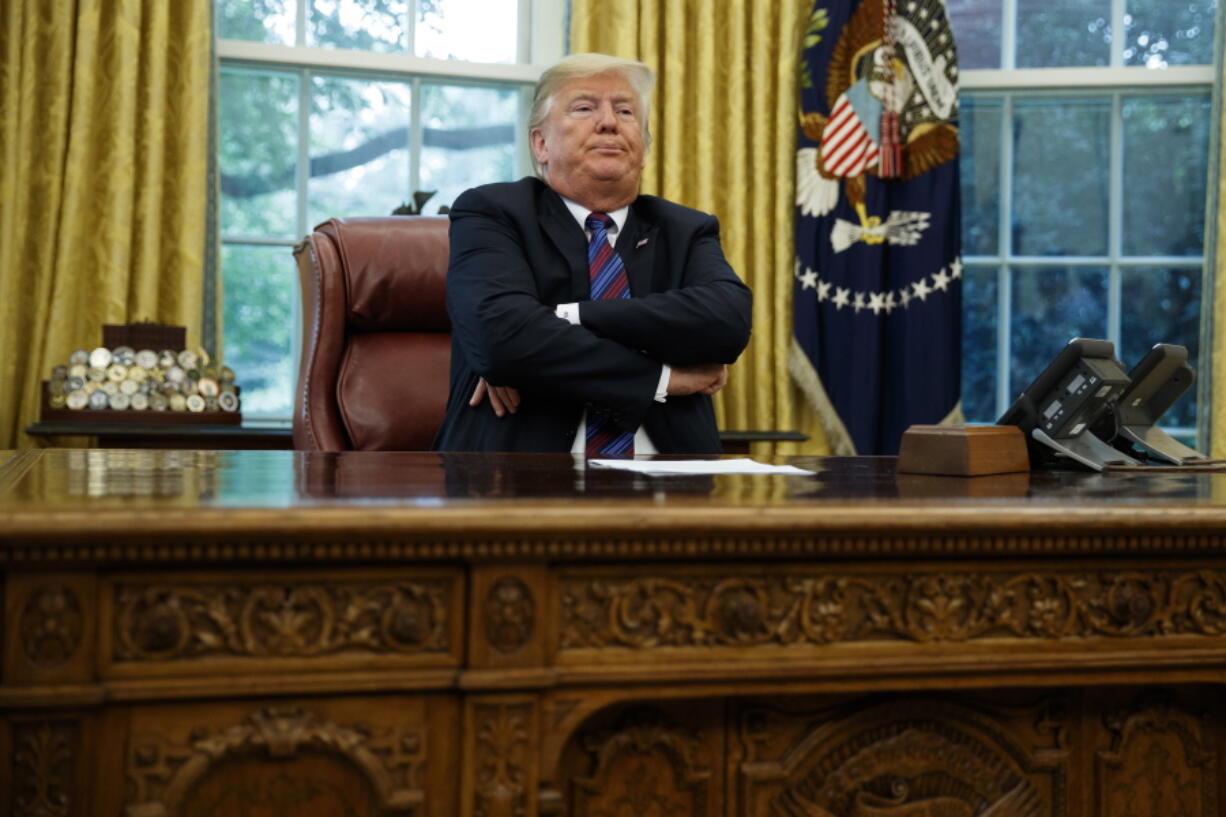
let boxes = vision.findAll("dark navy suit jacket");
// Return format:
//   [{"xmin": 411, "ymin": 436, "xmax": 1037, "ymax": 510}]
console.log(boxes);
[{"xmin": 432, "ymin": 177, "xmax": 752, "ymax": 454}]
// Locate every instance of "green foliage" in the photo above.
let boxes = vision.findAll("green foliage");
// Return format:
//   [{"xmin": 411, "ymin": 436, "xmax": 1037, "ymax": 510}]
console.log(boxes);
[
  {"xmin": 797, "ymin": 5, "xmax": 829, "ymax": 91},
  {"xmin": 803, "ymin": 6, "xmax": 828, "ymax": 49},
  {"xmin": 221, "ymin": 245, "xmax": 295, "ymax": 414}
]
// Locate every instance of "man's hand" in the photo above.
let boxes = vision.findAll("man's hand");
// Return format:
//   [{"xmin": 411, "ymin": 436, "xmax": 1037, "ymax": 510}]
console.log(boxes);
[
  {"xmin": 469, "ymin": 377, "xmax": 520, "ymax": 417},
  {"xmin": 666, "ymin": 363, "xmax": 729, "ymax": 397}
]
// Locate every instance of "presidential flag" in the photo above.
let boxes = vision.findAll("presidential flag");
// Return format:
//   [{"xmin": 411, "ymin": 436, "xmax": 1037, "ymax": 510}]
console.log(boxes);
[{"xmin": 792, "ymin": 0, "xmax": 962, "ymax": 455}]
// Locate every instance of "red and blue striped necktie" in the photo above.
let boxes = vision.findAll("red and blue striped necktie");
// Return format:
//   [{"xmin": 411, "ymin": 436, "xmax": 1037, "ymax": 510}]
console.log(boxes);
[{"xmin": 584, "ymin": 212, "xmax": 635, "ymax": 457}]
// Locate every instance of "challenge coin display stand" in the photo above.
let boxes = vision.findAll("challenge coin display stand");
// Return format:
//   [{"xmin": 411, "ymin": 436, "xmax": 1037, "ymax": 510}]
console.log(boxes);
[{"xmin": 40, "ymin": 323, "xmax": 241, "ymax": 426}]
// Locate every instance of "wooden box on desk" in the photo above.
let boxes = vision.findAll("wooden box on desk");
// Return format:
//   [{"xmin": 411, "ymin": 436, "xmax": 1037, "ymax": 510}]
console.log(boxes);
[{"xmin": 897, "ymin": 424, "xmax": 1029, "ymax": 476}]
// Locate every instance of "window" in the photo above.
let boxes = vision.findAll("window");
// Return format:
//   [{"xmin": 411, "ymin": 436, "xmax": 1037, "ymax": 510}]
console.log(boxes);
[
  {"xmin": 215, "ymin": 0, "xmax": 563, "ymax": 416},
  {"xmin": 947, "ymin": 0, "xmax": 1217, "ymax": 439}
]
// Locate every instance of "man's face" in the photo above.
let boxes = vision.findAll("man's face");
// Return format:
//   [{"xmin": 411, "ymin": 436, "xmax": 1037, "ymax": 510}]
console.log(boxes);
[{"xmin": 530, "ymin": 71, "xmax": 646, "ymax": 207}]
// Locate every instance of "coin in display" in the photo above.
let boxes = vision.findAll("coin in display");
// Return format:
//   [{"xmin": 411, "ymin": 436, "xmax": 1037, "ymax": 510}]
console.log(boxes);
[
  {"xmin": 89, "ymin": 347, "xmax": 112, "ymax": 368},
  {"xmin": 66, "ymin": 391, "xmax": 89, "ymax": 410},
  {"xmin": 130, "ymin": 393, "xmax": 150, "ymax": 411},
  {"xmin": 88, "ymin": 390, "xmax": 109, "ymax": 410}
]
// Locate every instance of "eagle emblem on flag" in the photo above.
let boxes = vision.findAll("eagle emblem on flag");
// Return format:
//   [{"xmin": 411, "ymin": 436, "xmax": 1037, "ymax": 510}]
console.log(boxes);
[
  {"xmin": 791, "ymin": 0, "xmax": 963, "ymax": 456},
  {"xmin": 797, "ymin": 0, "xmax": 959, "ymax": 248}
]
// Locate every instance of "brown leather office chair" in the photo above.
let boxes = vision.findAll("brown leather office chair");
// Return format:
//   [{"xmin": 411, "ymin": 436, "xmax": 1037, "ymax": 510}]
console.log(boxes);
[{"xmin": 292, "ymin": 216, "xmax": 451, "ymax": 451}]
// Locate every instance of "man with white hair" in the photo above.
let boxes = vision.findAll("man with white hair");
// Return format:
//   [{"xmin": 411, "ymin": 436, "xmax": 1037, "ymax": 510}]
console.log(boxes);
[{"xmin": 432, "ymin": 53, "xmax": 752, "ymax": 455}]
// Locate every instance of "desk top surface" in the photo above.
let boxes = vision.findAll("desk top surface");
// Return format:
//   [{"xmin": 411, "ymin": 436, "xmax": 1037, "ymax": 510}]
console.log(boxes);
[{"xmin": 3, "ymin": 447, "xmax": 1226, "ymax": 541}]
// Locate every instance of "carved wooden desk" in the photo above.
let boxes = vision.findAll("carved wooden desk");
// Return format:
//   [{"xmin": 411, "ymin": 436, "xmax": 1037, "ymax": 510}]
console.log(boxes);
[{"xmin": 1, "ymin": 449, "xmax": 1224, "ymax": 817}]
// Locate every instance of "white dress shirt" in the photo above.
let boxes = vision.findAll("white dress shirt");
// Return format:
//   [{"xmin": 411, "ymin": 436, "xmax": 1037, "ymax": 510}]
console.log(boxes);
[{"xmin": 555, "ymin": 196, "xmax": 669, "ymax": 455}]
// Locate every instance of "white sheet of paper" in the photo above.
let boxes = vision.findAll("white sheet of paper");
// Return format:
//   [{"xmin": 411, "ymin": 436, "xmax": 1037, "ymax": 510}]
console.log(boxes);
[{"xmin": 588, "ymin": 458, "xmax": 814, "ymax": 476}]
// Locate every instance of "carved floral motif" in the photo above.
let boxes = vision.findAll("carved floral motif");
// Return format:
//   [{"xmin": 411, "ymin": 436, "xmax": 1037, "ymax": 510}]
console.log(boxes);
[
  {"xmin": 20, "ymin": 585, "xmax": 83, "ymax": 668},
  {"xmin": 559, "ymin": 570, "xmax": 1226, "ymax": 648},
  {"xmin": 113, "ymin": 580, "xmax": 450, "ymax": 660},
  {"xmin": 126, "ymin": 706, "xmax": 424, "ymax": 817},
  {"xmin": 12, "ymin": 722, "xmax": 74, "ymax": 817},
  {"xmin": 484, "ymin": 577, "xmax": 534, "ymax": 654},
  {"xmin": 474, "ymin": 703, "xmax": 532, "ymax": 817}
]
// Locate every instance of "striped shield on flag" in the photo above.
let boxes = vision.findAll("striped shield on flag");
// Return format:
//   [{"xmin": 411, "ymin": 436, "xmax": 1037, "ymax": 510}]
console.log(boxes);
[{"xmin": 820, "ymin": 86, "xmax": 880, "ymax": 178}]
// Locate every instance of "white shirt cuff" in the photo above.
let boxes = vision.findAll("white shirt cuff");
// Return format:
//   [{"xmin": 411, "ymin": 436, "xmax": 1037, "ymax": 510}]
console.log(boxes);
[
  {"xmin": 655, "ymin": 364, "xmax": 670, "ymax": 403},
  {"xmin": 555, "ymin": 303, "xmax": 580, "ymax": 325}
]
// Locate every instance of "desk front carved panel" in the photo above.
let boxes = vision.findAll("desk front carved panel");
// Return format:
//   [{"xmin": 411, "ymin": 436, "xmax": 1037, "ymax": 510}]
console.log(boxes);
[
  {"xmin": 559, "ymin": 566, "xmax": 1226, "ymax": 650},
  {"xmin": 731, "ymin": 695, "xmax": 1068, "ymax": 817},
  {"xmin": 560, "ymin": 703, "xmax": 722, "ymax": 817},
  {"xmin": 106, "ymin": 571, "xmax": 460, "ymax": 672},
  {"xmin": 123, "ymin": 697, "xmax": 449, "ymax": 817},
  {"xmin": 1096, "ymin": 694, "xmax": 1219, "ymax": 817}
]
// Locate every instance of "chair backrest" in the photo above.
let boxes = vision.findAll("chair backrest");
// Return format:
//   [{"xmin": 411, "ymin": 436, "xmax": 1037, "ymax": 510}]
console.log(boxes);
[{"xmin": 292, "ymin": 216, "xmax": 451, "ymax": 450}]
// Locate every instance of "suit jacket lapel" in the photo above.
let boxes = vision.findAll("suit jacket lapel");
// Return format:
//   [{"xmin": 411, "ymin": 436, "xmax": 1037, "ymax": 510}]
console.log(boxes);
[
  {"xmin": 537, "ymin": 187, "xmax": 591, "ymax": 301},
  {"xmin": 617, "ymin": 203, "xmax": 658, "ymax": 297}
]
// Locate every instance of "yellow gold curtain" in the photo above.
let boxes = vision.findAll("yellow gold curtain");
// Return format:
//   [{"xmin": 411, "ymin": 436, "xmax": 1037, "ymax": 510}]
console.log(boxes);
[
  {"xmin": 0, "ymin": 0, "xmax": 213, "ymax": 449},
  {"xmin": 571, "ymin": 0, "xmax": 831, "ymax": 454}
]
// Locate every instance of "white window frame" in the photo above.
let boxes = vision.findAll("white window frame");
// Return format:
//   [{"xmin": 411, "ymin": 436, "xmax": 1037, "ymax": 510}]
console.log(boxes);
[
  {"xmin": 954, "ymin": 0, "xmax": 1217, "ymax": 440},
  {"xmin": 216, "ymin": 0, "xmax": 565, "ymax": 419}
]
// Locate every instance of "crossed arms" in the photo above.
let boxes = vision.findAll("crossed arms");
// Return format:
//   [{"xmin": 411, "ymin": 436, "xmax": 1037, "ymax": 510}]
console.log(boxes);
[{"xmin": 445, "ymin": 185, "xmax": 752, "ymax": 429}]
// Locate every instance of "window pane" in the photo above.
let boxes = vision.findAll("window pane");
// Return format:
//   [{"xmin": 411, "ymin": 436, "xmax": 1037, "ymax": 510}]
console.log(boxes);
[
  {"xmin": 1009, "ymin": 266, "xmax": 1108, "ymax": 398},
  {"xmin": 217, "ymin": 0, "xmax": 296, "ymax": 45},
  {"xmin": 309, "ymin": 0, "xmax": 407, "ymax": 52},
  {"xmin": 947, "ymin": 0, "xmax": 1002, "ymax": 69},
  {"xmin": 220, "ymin": 68, "xmax": 299, "ymax": 238},
  {"xmin": 308, "ymin": 75, "xmax": 411, "ymax": 226},
  {"xmin": 1125, "ymin": 0, "xmax": 1217, "ymax": 66},
  {"xmin": 1120, "ymin": 266, "xmax": 1201, "ymax": 427},
  {"xmin": 1122, "ymin": 93, "xmax": 1210, "ymax": 257},
  {"xmin": 419, "ymin": 83, "xmax": 520, "ymax": 209},
  {"xmin": 1012, "ymin": 98, "xmax": 1109, "ymax": 256},
  {"xmin": 959, "ymin": 95, "xmax": 1001, "ymax": 256},
  {"xmin": 221, "ymin": 244, "xmax": 296, "ymax": 416},
  {"xmin": 1016, "ymin": 0, "xmax": 1111, "ymax": 67},
  {"xmin": 416, "ymin": 0, "xmax": 518, "ymax": 63},
  {"xmin": 961, "ymin": 265, "xmax": 999, "ymax": 422}
]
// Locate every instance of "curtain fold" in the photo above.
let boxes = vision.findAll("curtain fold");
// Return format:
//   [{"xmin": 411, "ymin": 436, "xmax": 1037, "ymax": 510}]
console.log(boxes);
[
  {"xmin": 0, "ymin": 0, "xmax": 213, "ymax": 448},
  {"xmin": 572, "ymin": 0, "xmax": 831, "ymax": 454}
]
